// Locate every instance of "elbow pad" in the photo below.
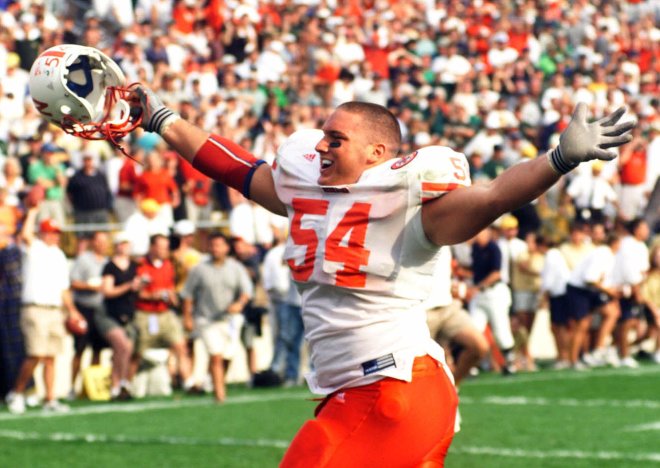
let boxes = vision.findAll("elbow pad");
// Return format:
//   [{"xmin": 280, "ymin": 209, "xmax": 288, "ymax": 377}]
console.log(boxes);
[{"xmin": 191, "ymin": 135, "xmax": 265, "ymax": 198}]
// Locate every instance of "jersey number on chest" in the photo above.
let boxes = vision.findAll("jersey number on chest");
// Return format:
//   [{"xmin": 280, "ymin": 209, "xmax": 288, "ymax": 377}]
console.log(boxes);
[{"xmin": 288, "ymin": 198, "xmax": 371, "ymax": 288}]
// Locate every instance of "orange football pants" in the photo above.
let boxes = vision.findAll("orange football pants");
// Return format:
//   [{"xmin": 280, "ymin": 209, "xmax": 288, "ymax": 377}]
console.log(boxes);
[{"xmin": 280, "ymin": 355, "xmax": 458, "ymax": 468}]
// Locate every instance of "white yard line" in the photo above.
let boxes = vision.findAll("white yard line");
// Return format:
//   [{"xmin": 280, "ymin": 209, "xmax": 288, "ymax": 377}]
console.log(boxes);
[
  {"xmin": 625, "ymin": 421, "xmax": 660, "ymax": 432},
  {"xmin": 0, "ymin": 429, "xmax": 290, "ymax": 449},
  {"xmin": 1, "ymin": 429, "xmax": 659, "ymax": 464},
  {"xmin": 459, "ymin": 395, "xmax": 660, "ymax": 410},
  {"xmin": 0, "ymin": 391, "xmax": 311, "ymax": 421},
  {"xmin": 452, "ymin": 446, "xmax": 660, "ymax": 463},
  {"xmin": 464, "ymin": 365, "xmax": 660, "ymax": 386}
]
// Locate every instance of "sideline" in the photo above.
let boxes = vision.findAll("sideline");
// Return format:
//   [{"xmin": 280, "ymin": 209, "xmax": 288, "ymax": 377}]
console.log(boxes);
[
  {"xmin": 0, "ymin": 391, "xmax": 312, "ymax": 422},
  {"xmin": 463, "ymin": 365, "xmax": 660, "ymax": 386}
]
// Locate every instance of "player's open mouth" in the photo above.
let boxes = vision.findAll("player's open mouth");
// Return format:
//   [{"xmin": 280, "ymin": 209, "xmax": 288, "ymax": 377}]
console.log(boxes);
[{"xmin": 321, "ymin": 158, "xmax": 334, "ymax": 170}]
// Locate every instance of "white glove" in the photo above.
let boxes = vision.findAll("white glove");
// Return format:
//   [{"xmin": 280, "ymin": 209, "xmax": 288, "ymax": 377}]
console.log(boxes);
[
  {"xmin": 134, "ymin": 85, "xmax": 181, "ymax": 135},
  {"xmin": 548, "ymin": 103, "xmax": 635, "ymax": 174}
]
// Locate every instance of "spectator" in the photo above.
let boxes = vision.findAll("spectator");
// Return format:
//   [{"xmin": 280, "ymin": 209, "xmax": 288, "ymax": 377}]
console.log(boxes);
[
  {"xmin": 124, "ymin": 198, "xmax": 170, "ymax": 258},
  {"xmin": 178, "ymin": 158, "xmax": 213, "ymax": 226},
  {"xmin": 134, "ymin": 234, "xmax": 195, "ymax": 393},
  {"xmin": 510, "ymin": 232, "xmax": 546, "ymax": 371},
  {"xmin": 113, "ymin": 148, "xmax": 144, "ymax": 223},
  {"xmin": 566, "ymin": 230, "xmax": 621, "ymax": 370},
  {"xmin": 262, "ymin": 230, "xmax": 304, "ymax": 387},
  {"xmin": 170, "ymin": 218, "xmax": 203, "ymax": 385},
  {"xmin": 566, "ymin": 160, "xmax": 618, "ymax": 225},
  {"xmin": 66, "ymin": 152, "xmax": 113, "ymax": 251},
  {"xmin": 98, "ymin": 231, "xmax": 140, "ymax": 401},
  {"xmin": 541, "ymin": 237, "xmax": 572, "ymax": 370},
  {"xmin": 425, "ymin": 246, "xmax": 489, "ymax": 385},
  {"xmin": 181, "ymin": 233, "xmax": 253, "ymax": 402},
  {"xmin": 468, "ymin": 226, "xmax": 516, "ymax": 375},
  {"xmin": 0, "ymin": 187, "xmax": 23, "ymax": 399},
  {"xmin": 613, "ymin": 219, "xmax": 651, "ymax": 367},
  {"xmin": 228, "ymin": 191, "xmax": 277, "ymax": 257},
  {"xmin": 5, "ymin": 208, "xmax": 83, "ymax": 414},
  {"xmin": 0, "ymin": 157, "xmax": 25, "ymax": 207},
  {"xmin": 640, "ymin": 244, "xmax": 660, "ymax": 363},
  {"xmin": 482, "ymin": 144, "xmax": 509, "ymax": 180},
  {"xmin": 27, "ymin": 143, "xmax": 67, "ymax": 226},
  {"xmin": 68, "ymin": 231, "xmax": 110, "ymax": 399},
  {"xmin": 134, "ymin": 150, "xmax": 180, "ymax": 228},
  {"xmin": 618, "ymin": 127, "xmax": 649, "ymax": 221}
]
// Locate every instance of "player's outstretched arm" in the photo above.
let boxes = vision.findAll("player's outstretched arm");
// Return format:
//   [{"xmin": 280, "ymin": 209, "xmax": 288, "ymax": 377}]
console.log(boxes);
[
  {"xmin": 134, "ymin": 86, "xmax": 286, "ymax": 216},
  {"xmin": 422, "ymin": 103, "xmax": 635, "ymax": 246}
]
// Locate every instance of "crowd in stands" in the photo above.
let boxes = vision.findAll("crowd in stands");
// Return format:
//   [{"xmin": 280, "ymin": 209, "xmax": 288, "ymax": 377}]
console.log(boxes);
[{"xmin": 0, "ymin": 0, "xmax": 659, "ymax": 411}]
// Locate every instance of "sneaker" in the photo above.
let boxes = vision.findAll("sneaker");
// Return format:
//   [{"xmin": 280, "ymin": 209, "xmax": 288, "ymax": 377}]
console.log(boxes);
[
  {"xmin": 115, "ymin": 386, "xmax": 133, "ymax": 401},
  {"xmin": 501, "ymin": 364, "xmax": 517, "ymax": 376},
  {"xmin": 42, "ymin": 400, "xmax": 70, "ymax": 413},
  {"xmin": 5, "ymin": 391, "xmax": 26, "ymax": 415},
  {"xmin": 25, "ymin": 393, "xmax": 41, "ymax": 408},
  {"xmin": 652, "ymin": 352, "xmax": 660, "ymax": 364},
  {"xmin": 185, "ymin": 385, "xmax": 205, "ymax": 396},
  {"xmin": 552, "ymin": 360, "xmax": 571, "ymax": 370},
  {"xmin": 586, "ymin": 348, "xmax": 608, "ymax": 367},
  {"xmin": 619, "ymin": 356, "xmax": 639, "ymax": 369},
  {"xmin": 571, "ymin": 361, "xmax": 590, "ymax": 371},
  {"xmin": 66, "ymin": 389, "xmax": 76, "ymax": 401}
]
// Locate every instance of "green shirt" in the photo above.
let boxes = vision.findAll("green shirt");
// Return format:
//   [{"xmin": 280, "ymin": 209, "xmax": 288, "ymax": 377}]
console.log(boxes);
[{"xmin": 27, "ymin": 160, "xmax": 65, "ymax": 200}]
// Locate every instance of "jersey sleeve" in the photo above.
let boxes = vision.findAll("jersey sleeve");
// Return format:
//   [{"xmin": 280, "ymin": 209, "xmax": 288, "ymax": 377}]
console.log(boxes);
[{"xmin": 402, "ymin": 146, "xmax": 471, "ymax": 204}]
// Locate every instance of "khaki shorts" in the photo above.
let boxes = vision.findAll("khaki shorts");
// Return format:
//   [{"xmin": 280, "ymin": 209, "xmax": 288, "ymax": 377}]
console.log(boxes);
[
  {"xmin": 134, "ymin": 310, "xmax": 185, "ymax": 355},
  {"xmin": 427, "ymin": 299, "xmax": 475, "ymax": 342},
  {"xmin": 20, "ymin": 305, "xmax": 66, "ymax": 356},
  {"xmin": 198, "ymin": 314, "xmax": 244, "ymax": 358}
]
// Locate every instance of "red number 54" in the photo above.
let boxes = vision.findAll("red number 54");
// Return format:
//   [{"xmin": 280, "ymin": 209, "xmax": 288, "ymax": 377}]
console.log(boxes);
[{"xmin": 288, "ymin": 198, "xmax": 371, "ymax": 288}]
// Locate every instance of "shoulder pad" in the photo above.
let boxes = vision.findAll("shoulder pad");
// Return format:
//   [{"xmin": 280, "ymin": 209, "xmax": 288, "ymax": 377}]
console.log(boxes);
[{"xmin": 392, "ymin": 146, "xmax": 471, "ymax": 202}]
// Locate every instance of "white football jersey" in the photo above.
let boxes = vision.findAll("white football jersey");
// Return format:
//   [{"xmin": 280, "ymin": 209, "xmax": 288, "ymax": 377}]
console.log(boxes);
[{"xmin": 273, "ymin": 129, "xmax": 471, "ymax": 394}]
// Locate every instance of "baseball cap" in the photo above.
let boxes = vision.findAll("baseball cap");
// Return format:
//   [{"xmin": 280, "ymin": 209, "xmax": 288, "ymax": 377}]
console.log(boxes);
[
  {"xmin": 42, "ymin": 142, "xmax": 64, "ymax": 153},
  {"xmin": 39, "ymin": 218, "xmax": 61, "ymax": 233},
  {"xmin": 499, "ymin": 215, "xmax": 519, "ymax": 230},
  {"xmin": 139, "ymin": 198, "xmax": 160, "ymax": 214},
  {"xmin": 174, "ymin": 219, "xmax": 195, "ymax": 237}
]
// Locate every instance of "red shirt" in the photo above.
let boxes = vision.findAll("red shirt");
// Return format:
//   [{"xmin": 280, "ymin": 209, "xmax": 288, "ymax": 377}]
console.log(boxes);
[
  {"xmin": 135, "ymin": 257, "xmax": 175, "ymax": 313},
  {"xmin": 135, "ymin": 169, "xmax": 178, "ymax": 204},
  {"xmin": 620, "ymin": 149, "xmax": 647, "ymax": 185},
  {"xmin": 179, "ymin": 159, "xmax": 212, "ymax": 206},
  {"xmin": 117, "ymin": 159, "xmax": 139, "ymax": 197}
]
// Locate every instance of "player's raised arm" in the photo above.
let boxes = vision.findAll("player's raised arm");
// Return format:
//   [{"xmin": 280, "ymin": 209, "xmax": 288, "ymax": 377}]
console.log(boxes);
[
  {"xmin": 422, "ymin": 103, "xmax": 636, "ymax": 246},
  {"xmin": 135, "ymin": 86, "xmax": 286, "ymax": 216}
]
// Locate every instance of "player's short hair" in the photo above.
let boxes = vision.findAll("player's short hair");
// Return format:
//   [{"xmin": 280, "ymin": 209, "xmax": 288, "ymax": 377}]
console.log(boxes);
[{"xmin": 336, "ymin": 101, "xmax": 402, "ymax": 156}]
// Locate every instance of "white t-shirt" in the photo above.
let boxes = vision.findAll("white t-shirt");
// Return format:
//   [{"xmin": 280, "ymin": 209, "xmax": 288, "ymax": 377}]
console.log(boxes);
[
  {"xmin": 613, "ymin": 236, "xmax": 649, "ymax": 287},
  {"xmin": 541, "ymin": 247, "xmax": 571, "ymax": 297},
  {"xmin": 568, "ymin": 245, "xmax": 616, "ymax": 289},
  {"xmin": 273, "ymin": 129, "xmax": 471, "ymax": 394},
  {"xmin": 22, "ymin": 239, "xmax": 70, "ymax": 306}
]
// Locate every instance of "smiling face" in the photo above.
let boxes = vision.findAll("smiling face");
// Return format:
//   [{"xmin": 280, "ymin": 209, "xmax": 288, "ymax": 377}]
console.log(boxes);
[{"xmin": 314, "ymin": 103, "xmax": 401, "ymax": 186}]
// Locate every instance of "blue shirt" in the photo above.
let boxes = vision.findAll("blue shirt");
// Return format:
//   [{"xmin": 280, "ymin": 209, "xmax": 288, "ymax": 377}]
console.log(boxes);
[{"xmin": 472, "ymin": 241, "xmax": 502, "ymax": 285}]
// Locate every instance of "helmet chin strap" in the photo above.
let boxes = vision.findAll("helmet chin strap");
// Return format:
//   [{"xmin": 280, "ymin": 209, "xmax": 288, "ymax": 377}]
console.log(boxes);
[{"xmin": 61, "ymin": 83, "xmax": 143, "ymax": 163}]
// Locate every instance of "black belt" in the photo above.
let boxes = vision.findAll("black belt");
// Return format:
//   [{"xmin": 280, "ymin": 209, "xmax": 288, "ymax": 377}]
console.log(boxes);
[{"xmin": 22, "ymin": 303, "xmax": 61, "ymax": 310}]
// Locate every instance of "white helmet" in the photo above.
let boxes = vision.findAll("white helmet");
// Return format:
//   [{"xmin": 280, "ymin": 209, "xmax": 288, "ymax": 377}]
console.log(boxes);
[{"xmin": 29, "ymin": 44, "xmax": 140, "ymax": 145}]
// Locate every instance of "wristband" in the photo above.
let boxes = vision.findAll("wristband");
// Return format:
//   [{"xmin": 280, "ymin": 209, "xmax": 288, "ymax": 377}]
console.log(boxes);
[
  {"xmin": 192, "ymin": 135, "xmax": 266, "ymax": 198},
  {"xmin": 146, "ymin": 108, "xmax": 181, "ymax": 135},
  {"xmin": 547, "ymin": 147, "xmax": 578, "ymax": 175}
]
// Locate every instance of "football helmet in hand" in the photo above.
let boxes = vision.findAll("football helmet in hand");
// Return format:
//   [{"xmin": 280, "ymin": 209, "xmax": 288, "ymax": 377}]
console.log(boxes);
[{"xmin": 28, "ymin": 44, "xmax": 141, "ymax": 146}]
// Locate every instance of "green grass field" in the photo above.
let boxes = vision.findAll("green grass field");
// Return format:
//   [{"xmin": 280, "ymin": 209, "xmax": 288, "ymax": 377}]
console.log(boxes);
[{"xmin": 1, "ymin": 364, "xmax": 659, "ymax": 467}]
